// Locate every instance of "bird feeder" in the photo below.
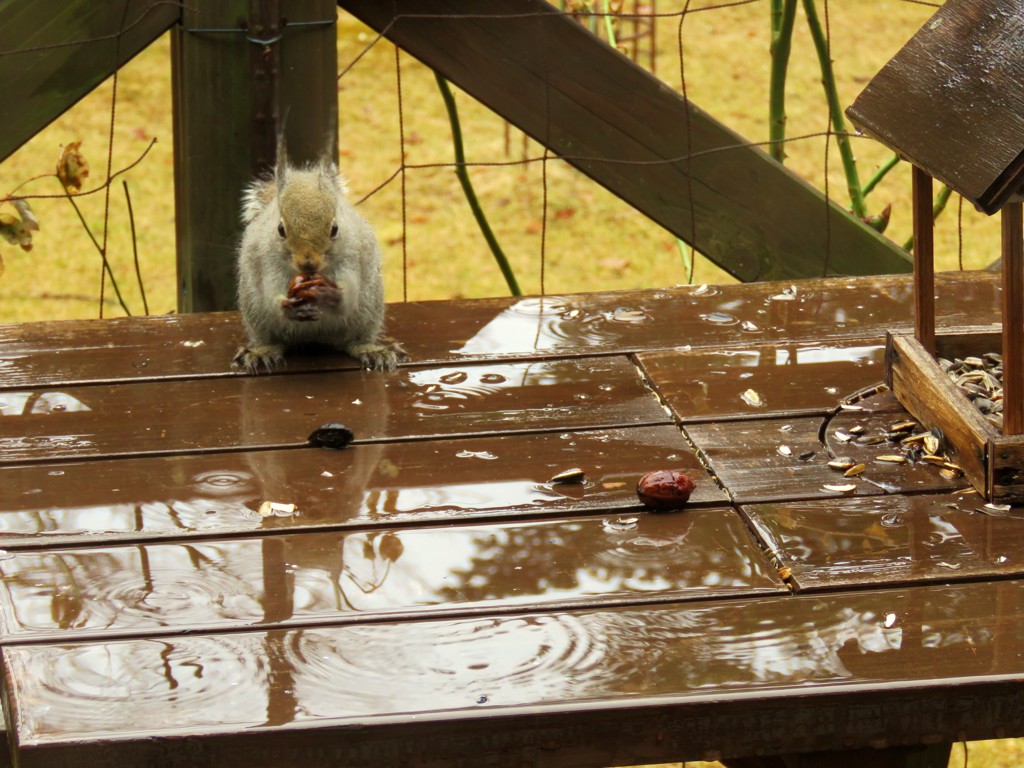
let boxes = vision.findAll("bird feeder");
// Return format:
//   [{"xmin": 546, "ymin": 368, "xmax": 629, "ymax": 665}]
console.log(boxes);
[{"xmin": 846, "ymin": 0, "xmax": 1024, "ymax": 501}]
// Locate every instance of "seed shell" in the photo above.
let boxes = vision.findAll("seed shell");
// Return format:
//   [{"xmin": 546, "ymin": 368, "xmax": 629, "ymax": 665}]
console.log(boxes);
[
  {"xmin": 551, "ymin": 467, "xmax": 586, "ymax": 484},
  {"xmin": 876, "ymin": 454, "xmax": 907, "ymax": 464},
  {"xmin": 822, "ymin": 483, "xmax": 857, "ymax": 493}
]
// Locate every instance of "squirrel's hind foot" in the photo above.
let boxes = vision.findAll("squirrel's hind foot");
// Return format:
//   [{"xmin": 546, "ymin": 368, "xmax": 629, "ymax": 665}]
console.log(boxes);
[
  {"xmin": 347, "ymin": 338, "xmax": 407, "ymax": 372},
  {"xmin": 232, "ymin": 344, "xmax": 285, "ymax": 374}
]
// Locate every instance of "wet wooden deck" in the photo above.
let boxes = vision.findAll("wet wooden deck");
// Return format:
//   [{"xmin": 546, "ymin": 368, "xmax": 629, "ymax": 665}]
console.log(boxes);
[{"xmin": 1, "ymin": 271, "xmax": 1022, "ymax": 767}]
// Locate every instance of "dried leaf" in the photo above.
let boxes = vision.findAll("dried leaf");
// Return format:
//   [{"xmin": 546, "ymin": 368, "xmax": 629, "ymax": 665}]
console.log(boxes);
[
  {"xmin": 11, "ymin": 199, "xmax": 38, "ymax": 232},
  {"xmin": 57, "ymin": 141, "xmax": 90, "ymax": 192},
  {"xmin": 0, "ymin": 211, "xmax": 33, "ymax": 251}
]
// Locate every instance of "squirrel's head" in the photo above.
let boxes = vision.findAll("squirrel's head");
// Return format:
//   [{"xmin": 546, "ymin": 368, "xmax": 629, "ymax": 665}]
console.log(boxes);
[
  {"xmin": 274, "ymin": 130, "xmax": 341, "ymax": 274},
  {"xmin": 277, "ymin": 169, "xmax": 339, "ymax": 274}
]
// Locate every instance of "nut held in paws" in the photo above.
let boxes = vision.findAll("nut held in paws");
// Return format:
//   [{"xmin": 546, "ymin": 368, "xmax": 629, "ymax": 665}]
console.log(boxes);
[{"xmin": 636, "ymin": 469, "xmax": 696, "ymax": 510}]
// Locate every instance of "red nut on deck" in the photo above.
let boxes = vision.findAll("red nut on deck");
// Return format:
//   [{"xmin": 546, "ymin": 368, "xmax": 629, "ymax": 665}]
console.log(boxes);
[{"xmin": 636, "ymin": 469, "xmax": 696, "ymax": 510}]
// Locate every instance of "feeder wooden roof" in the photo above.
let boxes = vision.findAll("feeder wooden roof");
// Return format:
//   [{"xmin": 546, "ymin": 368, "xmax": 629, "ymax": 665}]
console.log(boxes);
[{"xmin": 847, "ymin": 0, "xmax": 1024, "ymax": 215}]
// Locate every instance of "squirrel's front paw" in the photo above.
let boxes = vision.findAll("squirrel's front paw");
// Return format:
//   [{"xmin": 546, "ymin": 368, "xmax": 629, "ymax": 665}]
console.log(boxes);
[
  {"xmin": 232, "ymin": 344, "xmax": 285, "ymax": 374},
  {"xmin": 282, "ymin": 275, "xmax": 341, "ymax": 322},
  {"xmin": 347, "ymin": 339, "xmax": 408, "ymax": 372},
  {"xmin": 281, "ymin": 298, "xmax": 322, "ymax": 322}
]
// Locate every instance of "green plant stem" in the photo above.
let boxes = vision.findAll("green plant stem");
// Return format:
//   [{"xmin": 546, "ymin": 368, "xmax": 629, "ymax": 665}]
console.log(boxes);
[
  {"xmin": 435, "ymin": 73, "xmax": 522, "ymax": 297},
  {"xmin": 903, "ymin": 184, "xmax": 953, "ymax": 252},
  {"xmin": 60, "ymin": 181, "xmax": 131, "ymax": 315},
  {"xmin": 768, "ymin": 0, "xmax": 797, "ymax": 163},
  {"xmin": 602, "ymin": 0, "xmax": 617, "ymax": 47},
  {"xmin": 676, "ymin": 237, "xmax": 694, "ymax": 283},
  {"xmin": 861, "ymin": 153, "xmax": 900, "ymax": 197},
  {"xmin": 801, "ymin": 0, "xmax": 866, "ymax": 218}
]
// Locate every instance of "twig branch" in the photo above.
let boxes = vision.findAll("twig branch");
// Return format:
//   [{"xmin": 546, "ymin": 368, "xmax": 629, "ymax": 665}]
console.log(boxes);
[
  {"xmin": 904, "ymin": 184, "xmax": 953, "ymax": 252},
  {"xmin": 123, "ymin": 180, "xmax": 149, "ymax": 315},
  {"xmin": 861, "ymin": 153, "xmax": 901, "ymax": 197},
  {"xmin": 60, "ymin": 179, "xmax": 131, "ymax": 315},
  {"xmin": 801, "ymin": 0, "xmax": 866, "ymax": 218},
  {"xmin": 435, "ymin": 73, "xmax": 522, "ymax": 297},
  {"xmin": 768, "ymin": 0, "xmax": 797, "ymax": 162}
]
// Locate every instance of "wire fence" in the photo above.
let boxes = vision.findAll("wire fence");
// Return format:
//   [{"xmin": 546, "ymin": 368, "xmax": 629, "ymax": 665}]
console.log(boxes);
[{"xmin": 0, "ymin": 0, "xmax": 995, "ymax": 324}]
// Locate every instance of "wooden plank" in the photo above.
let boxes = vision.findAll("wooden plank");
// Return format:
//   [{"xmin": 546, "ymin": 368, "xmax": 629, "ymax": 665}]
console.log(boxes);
[
  {"xmin": 0, "ymin": 507, "xmax": 778, "ymax": 643},
  {"xmin": 685, "ymin": 402, "xmax": 964, "ymax": 506},
  {"xmin": 0, "ymin": 425, "xmax": 725, "ymax": 548},
  {"xmin": 0, "ymin": 273, "xmax": 1006, "ymax": 390},
  {"xmin": 847, "ymin": 0, "xmax": 1024, "ymax": 213},
  {"xmin": 0, "ymin": 0, "xmax": 179, "ymax": 162},
  {"xmin": 172, "ymin": 1, "xmax": 339, "ymax": 313},
  {"xmin": 1002, "ymin": 203, "xmax": 1024, "ymax": 434},
  {"xmin": 912, "ymin": 166, "xmax": 935, "ymax": 355},
  {"xmin": 338, "ymin": 0, "xmax": 911, "ymax": 281},
  {"xmin": 0, "ymin": 356, "xmax": 670, "ymax": 464},
  {"xmin": 742, "ymin": 491, "xmax": 1024, "ymax": 592},
  {"xmin": 989, "ymin": 433, "xmax": 1024, "ymax": 501},
  {"xmin": 7, "ymin": 579, "xmax": 1024, "ymax": 766},
  {"xmin": 637, "ymin": 340, "xmax": 885, "ymax": 424},
  {"xmin": 887, "ymin": 333, "xmax": 995, "ymax": 497}
]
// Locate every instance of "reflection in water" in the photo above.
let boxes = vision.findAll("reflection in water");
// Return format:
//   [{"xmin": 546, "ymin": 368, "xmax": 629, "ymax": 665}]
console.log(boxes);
[
  {"xmin": 0, "ymin": 427, "xmax": 689, "ymax": 541},
  {"xmin": 0, "ymin": 512, "xmax": 771, "ymax": 639},
  {"xmin": 0, "ymin": 391, "xmax": 93, "ymax": 416},
  {"xmin": 8, "ymin": 579, "xmax": 1020, "ymax": 742},
  {"xmin": 285, "ymin": 613, "xmax": 607, "ymax": 712},
  {"xmin": 11, "ymin": 633, "xmax": 272, "ymax": 739},
  {"xmin": 745, "ymin": 494, "xmax": 1024, "ymax": 586}
]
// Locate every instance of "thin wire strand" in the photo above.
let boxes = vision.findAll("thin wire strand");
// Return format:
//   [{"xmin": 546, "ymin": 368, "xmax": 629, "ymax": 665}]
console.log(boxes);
[
  {"xmin": 678, "ymin": 0, "xmax": 697, "ymax": 259},
  {"xmin": 821, "ymin": 0, "xmax": 833, "ymax": 277},
  {"xmin": 98, "ymin": 0, "xmax": 131, "ymax": 318},
  {"xmin": 395, "ymin": 44, "xmax": 409, "ymax": 302},
  {"xmin": 957, "ymin": 193, "xmax": 964, "ymax": 270},
  {"xmin": 540, "ymin": 14, "xmax": 552, "ymax": 296},
  {"xmin": 0, "ymin": 1, "xmax": 188, "ymax": 57}
]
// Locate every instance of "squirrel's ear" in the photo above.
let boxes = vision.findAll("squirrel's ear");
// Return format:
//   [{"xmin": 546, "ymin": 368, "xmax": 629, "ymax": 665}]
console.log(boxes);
[{"xmin": 274, "ymin": 130, "xmax": 289, "ymax": 194}]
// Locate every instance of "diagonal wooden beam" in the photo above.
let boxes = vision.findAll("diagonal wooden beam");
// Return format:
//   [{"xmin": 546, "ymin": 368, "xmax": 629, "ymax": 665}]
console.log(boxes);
[
  {"xmin": 0, "ymin": 0, "xmax": 180, "ymax": 163},
  {"xmin": 338, "ymin": 0, "xmax": 912, "ymax": 282}
]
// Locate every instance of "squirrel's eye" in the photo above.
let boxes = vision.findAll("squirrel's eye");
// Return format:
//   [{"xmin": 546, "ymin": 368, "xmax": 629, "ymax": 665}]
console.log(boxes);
[
  {"xmin": 277, "ymin": 222, "xmax": 286, "ymax": 238},
  {"xmin": 330, "ymin": 222, "xmax": 339, "ymax": 238}
]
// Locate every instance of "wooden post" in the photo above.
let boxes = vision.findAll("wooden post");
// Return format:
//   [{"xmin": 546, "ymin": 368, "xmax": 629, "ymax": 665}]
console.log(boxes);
[
  {"xmin": 171, "ymin": 1, "xmax": 338, "ymax": 313},
  {"xmin": 911, "ymin": 165, "xmax": 936, "ymax": 355},
  {"xmin": 1002, "ymin": 202, "xmax": 1024, "ymax": 435}
]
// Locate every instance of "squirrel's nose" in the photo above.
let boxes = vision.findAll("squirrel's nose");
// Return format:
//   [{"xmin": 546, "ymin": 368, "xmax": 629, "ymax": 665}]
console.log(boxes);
[{"xmin": 293, "ymin": 250, "xmax": 324, "ymax": 274}]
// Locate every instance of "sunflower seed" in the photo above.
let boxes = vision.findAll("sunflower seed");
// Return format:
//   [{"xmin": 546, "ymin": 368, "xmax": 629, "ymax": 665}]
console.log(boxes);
[
  {"xmin": 828, "ymin": 458, "xmax": 855, "ymax": 471},
  {"xmin": 843, "ymin": 463, "xmax": 866, "ymax": 477},
  {"xmin": 741, "ymin": 388, "xmax": 763, "ymax": 407},
  {"xmin": 777, "ymin": 445, "xmax": 792, "ymax": 457},
  {"xmin": 822, "ymin": 483, "xmax": 857, "ymax": 493},
  {"xmin": 834, "ymin": 431, "xmax": 853, "ymax": 442},
  {"xmin": 889, "ymin": 421, "xmax": 917, "ymax": 433},
  {"xmin": 876, "ymin": 455, "xmax": 907, "ymax": 464},
  {"xmin": 551, "ymin": 467, "xmax": 586, "ymax": 484}
]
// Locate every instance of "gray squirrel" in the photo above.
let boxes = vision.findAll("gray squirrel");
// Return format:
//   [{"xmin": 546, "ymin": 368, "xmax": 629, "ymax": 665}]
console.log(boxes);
[{"xmin": 232, "ymin": 136, "xmax": 404, "ymax": 373}]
